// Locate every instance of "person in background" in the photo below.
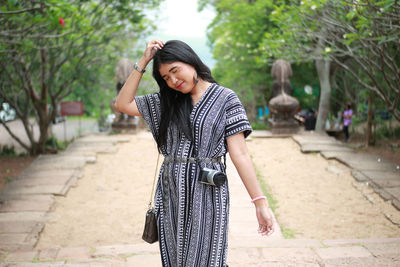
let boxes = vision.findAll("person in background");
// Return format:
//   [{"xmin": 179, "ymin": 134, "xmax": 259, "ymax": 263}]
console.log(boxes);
[{"xmin": 343, "ymin": 101, "xmax": 353, "ymax": 142}]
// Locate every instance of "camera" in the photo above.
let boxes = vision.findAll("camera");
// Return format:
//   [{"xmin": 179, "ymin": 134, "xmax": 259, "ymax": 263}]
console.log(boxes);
[{"xmin": 199, "ymin": 167, "xmax": 226, "ymax": 186}]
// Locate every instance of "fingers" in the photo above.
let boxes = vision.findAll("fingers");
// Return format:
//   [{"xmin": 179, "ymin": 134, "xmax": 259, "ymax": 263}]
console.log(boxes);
[
  {"xmin": 258, "ymin": 222, "xmax": 274, "ymax": 236},
  {"xmin": 146, "ymin": 39, "xmax": 164, "ymax": 50}
]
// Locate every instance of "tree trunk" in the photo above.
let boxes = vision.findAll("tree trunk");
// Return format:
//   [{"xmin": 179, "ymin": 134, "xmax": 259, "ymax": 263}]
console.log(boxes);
[
  {"xmin": 366, "ymin": 92, "xmax": 374, "ymax": 147},
  {"xmin": 315, "ymin": 58, "xmax": 332, "ymax": 132}
]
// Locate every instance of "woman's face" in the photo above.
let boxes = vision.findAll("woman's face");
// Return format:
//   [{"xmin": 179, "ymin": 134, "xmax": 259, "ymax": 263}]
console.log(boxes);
[{"xmin": 159, "ymin": 61, "xmax": 197, "ymax": 94}]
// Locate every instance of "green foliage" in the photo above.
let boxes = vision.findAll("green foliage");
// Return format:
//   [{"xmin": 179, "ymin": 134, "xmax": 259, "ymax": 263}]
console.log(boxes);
[
  {"xmin": 204, "ymin": 0, "xmax": 321, "ymax": 121},
  {"xmin": 0, "ymin": 145, "xmax": 17, "ymax": 157},
  {"xmin": 0, "ymin": 0, "xmax": 162, "ymax": 154},
  {"xmin": 251, "ymin": 122, "xmax": 269, "ymax": 130},
  {"xmin": 45, "ymin": 135, "xmax": 71, "ymax": 151},
  {"xmin": 205, "ymin": 0, "xmax": 280, "ymax": 118}
]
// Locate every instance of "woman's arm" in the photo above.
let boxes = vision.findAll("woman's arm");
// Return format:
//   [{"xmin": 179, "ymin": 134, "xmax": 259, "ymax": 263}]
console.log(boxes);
[
  {"xmin": 226, "ymin": 132, "xmax": 274, "ymax": 236},
  {"xmin": 114, "ymin": 39, "xmax": 164, "ymax": 116}
]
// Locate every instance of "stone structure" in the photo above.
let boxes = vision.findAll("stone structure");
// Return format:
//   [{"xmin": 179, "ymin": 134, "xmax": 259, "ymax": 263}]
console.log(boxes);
[
  {"xmin": 268, "ymin": 59, "xmax": 299, "ymax": 134},
  {"xmin": 110, "ymin": 58, "xmax": 138, "ymax": 133}
]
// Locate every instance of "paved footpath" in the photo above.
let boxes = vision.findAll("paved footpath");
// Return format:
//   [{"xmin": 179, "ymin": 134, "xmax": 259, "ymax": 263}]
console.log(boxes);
[{"xmin": 1, "ymin": 131, "xmax": 400, "ymax": 266}]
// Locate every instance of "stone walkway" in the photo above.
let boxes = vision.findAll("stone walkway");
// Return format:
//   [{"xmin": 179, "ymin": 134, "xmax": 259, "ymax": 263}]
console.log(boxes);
[
  {"xmin": 1, "ymin": 131, "xmax": 400, "ymax": 266},
  {"xmin": 289, "ymin": 131, "xmax": 400, "ymax": 212}
]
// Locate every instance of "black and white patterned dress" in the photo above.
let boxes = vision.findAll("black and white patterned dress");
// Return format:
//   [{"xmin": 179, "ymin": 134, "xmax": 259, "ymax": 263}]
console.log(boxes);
[{"xmin": 135, "ymin": 83, "xmax": 252, "ymax": 267}]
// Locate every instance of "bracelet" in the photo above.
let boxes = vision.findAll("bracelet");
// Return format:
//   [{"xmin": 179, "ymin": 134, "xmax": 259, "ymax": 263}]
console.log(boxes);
[
  {"xmin": 251, "ymin": 195, "xmax": 267, "ymax": 203},
  {"xmin": 134, "ymin": 62, "xmax": 146, "ymax": 73}
]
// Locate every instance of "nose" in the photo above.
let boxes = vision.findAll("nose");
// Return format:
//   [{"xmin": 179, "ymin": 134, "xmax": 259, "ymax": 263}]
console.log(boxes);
[{"xmin": 171, "ymin": 75, "xmax": 178, "ymax": 84}]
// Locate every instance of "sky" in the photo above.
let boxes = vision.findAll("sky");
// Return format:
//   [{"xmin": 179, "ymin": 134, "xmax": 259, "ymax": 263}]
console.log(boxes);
[{"xmin": 146, "ymin": 0, "xmax": 216, "ymax": 68}]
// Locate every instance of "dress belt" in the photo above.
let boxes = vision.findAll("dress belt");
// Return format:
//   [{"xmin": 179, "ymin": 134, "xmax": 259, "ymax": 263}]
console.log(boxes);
[{"xmin": 163, "ymin": 156, "xmax": 222, "ymax": 164}]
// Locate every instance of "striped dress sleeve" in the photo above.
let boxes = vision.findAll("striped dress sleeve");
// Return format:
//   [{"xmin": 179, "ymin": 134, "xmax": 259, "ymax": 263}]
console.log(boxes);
[
  {"xmin": 225, "ymin": 90, "xmax": 252, "ymax": 138},
  {"xmin": 134, "ymin": 93, "xmax": 161, "ymax": 138}
]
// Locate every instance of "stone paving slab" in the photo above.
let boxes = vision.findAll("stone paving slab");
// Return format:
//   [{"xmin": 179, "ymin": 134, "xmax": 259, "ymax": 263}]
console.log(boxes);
[
  {"xmin": 352, "ymin": 170, "xmax": 369, "ymax": 182},
  {"xmin": 315, "ymin": 246, "xmax": 372, "ymax": 260},
  {"xmin": 321, "ymin": 151, "xmax": 397, "ymax": 171},
  {"xmin": 17, "ymin": 169, "xmax": 82, "ymax": 181},
  {"xmin": 5, "ymin": 175, "xmax": 76, "ymax": 188},
  {"xmin": 301, "ymin": 144, "xmax": 352, "ymax": 153},
  {"xmin": 78, "ymin": 135, "xmax": 131, "ymax": 143},
  {"xmin": 56, "ymin": 247, "xmax": 91, "ymax": 261},
  {"xmin": 292, "ymin": 133, "xmax": 338, "ymax": 142},
  {"xmin": 0, "ymin": 194, "xmax": 54, "ymax": 202},
  {"xmin": 92, "ymin": 244, "xmax": 158, "ymax": 258},
  {"xmin": 1, "ymin": 239, "xmax": 400, "ymax": 266},
  {"xmin": 5, "ymin": 251, "xmax": 38, "ymax": 262},
  {"xmin": 0, "ymin": 232, "xmax": 39, "ymax": 251},
  {"xmin": 125, "ymin": 254, "xmax": 160, "ymax": 267},
  {"xmin": 0, "ymin": 221, "xmax": 44, "ymax": 234},
  {"xmin": 364, "ymin": 242, "xmax": 400, "ymax": 258},
  {"xmin": 230, "ymin": 238, "xmax": 323, "ymax": 249},
  {"xmin": 38, "ymin": 248, "xmax": 59, "ymax": 261},
  {"xmin": 35, "ymin": 155, "xmax": 95, "ymax": 164},
  {"xmin": 361, "ymin": 170, "xmax": 400, "ymax": 181},
  {"xmin": 0, "ymin": 184, "xmax": 74, "ymax": 197},
  {"xmin": 321, "ymin": 257, "xmax": 399, "ymax": 266},
  {"xmin": 0, "ymin": 212, "xmax": 48, "ymax": 222},
  {"xmin": 386, "ymin": 187, "xmax": 400, "ymax": 201},
  {"xmin": 69, "ymin": 141, "xmax": 116, "ymax": 147},
  {"xmin": 260, "ymin": 247, "xmax": 322, "ymax": 264},
  {"xmin": 370, "ymin": 178, "xmax": 400, "ymax": 189},
  {"xmin": 322, "ymin": 238, "xmax": 400, "ymax": 247},
  {"xmin": 0, "ymin": 198, "xmax": 54, "ymax": 213},
  {"xmin": 68, "ymin": 259, "xmax": 126, "ymax": 267},
  {"xmin": 65, "ymin": 145, "xmax": 118, "ymax": 154}
]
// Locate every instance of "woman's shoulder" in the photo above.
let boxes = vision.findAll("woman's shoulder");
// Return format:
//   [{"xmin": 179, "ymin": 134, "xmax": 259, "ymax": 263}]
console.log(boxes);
[{"xmin": 213, "ymin": 84, "xmax": 237, "ymax": 97}]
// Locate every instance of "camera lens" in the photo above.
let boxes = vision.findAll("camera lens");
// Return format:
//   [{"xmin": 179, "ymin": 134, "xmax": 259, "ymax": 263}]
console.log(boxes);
[
  {"xmin": 212, "ymin": 172, "xmax": 226, "ymax": 186},
  {"xmin": 200, "ymin": 167, "xmax": 226, "ymax": 186}
]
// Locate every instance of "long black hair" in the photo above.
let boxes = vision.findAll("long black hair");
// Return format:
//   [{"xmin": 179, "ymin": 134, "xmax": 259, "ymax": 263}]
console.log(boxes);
[{"xmin": 152, "ymin": 40, "xmax": 216, "ymax": 152}]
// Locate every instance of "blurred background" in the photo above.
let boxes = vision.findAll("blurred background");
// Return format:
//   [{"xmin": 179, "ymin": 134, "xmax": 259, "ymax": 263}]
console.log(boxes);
[{"xmin": 0, "ymin": 0, "xmax": 399, "ymax": 161}]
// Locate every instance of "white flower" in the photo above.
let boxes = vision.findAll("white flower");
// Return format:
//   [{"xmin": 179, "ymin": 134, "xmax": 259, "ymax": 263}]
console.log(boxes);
[
  {"xmin": 271, "ymin": 11, "xmax": 277, "ymax": 15},
  {"xmin": 248, "ymin": 30, "xmax": 253, "ymax": 34},
  {"xmin": 280, "ymin": 39, "xmax": 285, "ymax": 43},
  {"xmin": 343, "ymin": 34, "xmax": 347, "ymax": 39},
  {"xmin": 325, "ymin": 47, "xmax": 332, "ymax": 53},
  {"xmin": 311, "ymin": 5, "xmax": 317, "ymax": 10},
  {"xmin": 246, "ymin": 44, "xmax": 251, "ymax": 48}
]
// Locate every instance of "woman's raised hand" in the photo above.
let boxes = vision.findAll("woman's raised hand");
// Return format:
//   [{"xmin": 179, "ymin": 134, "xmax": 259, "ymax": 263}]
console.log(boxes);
[{"xmin": 143, "ymin": 39, "xmax": 164, "ymax": 63}]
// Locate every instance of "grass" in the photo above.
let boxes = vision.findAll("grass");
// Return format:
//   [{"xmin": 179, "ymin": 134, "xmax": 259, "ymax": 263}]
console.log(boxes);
[{"xmin": 255, "ymin": 161, "xmax": 297, "ymax": 239}]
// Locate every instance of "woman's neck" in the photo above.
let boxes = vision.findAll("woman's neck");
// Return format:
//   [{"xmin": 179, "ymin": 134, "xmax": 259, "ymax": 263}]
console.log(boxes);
[{"xmin": 191, "ymin": 79, "xmax": 211, "ymax": 105}]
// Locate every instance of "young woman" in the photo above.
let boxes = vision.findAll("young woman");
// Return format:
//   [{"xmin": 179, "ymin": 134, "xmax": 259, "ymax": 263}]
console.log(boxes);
[{"xmin": 115, "ymin": 39, "xmax": 274, "ymax": 267}]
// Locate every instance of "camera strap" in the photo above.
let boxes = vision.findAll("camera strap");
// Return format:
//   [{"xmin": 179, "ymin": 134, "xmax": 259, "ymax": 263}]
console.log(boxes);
[
  {"xmin": 148, "ymin": 153, "xmax": 160, "ymax": 210},
  {"xmin": 192, "ymin": 143, "xmax": 227, "ymax": 173}
]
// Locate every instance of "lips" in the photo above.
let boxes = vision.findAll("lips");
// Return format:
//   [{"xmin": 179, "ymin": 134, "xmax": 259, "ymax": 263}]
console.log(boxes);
[{"xmin": 177, "ymin": 82, "xmax": 184, "ymax": 89}]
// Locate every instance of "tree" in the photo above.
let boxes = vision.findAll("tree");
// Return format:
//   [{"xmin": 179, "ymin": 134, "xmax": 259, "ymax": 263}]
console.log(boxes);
[
  {"xmin": 319, "ymin": 0, "xmax": 400, "ymax": 121},
  {"xmin": 0, "ymin": 0, "xmax": 161, "ymax": 155},
  {"xmin": 263, "ymin": 0, "xmax": 400, "ymax": 133},
  {"xmin": 200, "ymin": 0, "xmax": 280, "ymax": 120},
  {"xmin": 201, "ymin": 0, "xmax": 323, "ymax": 123}
]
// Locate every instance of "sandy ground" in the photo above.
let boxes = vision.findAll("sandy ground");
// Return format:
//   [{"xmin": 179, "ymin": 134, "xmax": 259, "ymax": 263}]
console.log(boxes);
[
  {"xmin": 37, "ymin": 131, "xmax": 159, "ymax": 249},
  {"xmin": 247, "ymin": 137, "xmax": 400, "ymax": 239},
  {"xmin": 36, "ymin": 132, "xmax": 400, "ymax": 249}
]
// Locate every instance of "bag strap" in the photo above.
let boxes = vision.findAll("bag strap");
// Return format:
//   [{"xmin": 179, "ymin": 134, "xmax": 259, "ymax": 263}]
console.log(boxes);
[{"xmin": 148, "ymin": 153, "xmax": 160, "ymax": 210}]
